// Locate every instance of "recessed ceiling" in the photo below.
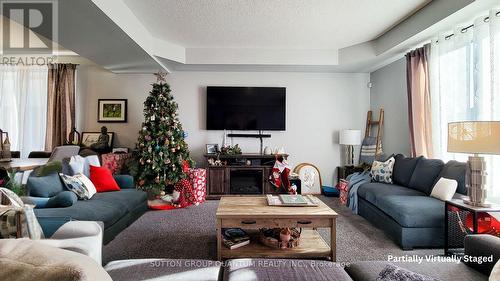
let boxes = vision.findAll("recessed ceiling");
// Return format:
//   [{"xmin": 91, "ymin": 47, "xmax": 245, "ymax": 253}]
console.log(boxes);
[{"xmin": 124, "ymin": 0, "xmax": 429, "ymax": 49}]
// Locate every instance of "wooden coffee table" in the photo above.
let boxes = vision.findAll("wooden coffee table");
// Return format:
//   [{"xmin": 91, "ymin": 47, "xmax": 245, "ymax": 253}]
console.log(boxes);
[{"xmin": 216, "ymin": 196, "xmax": 338, "ymax": 261}]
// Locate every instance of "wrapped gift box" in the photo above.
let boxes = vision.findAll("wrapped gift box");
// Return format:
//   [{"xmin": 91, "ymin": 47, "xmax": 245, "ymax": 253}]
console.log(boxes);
[
  {"xmin": 101, "ymin": 153, "xmax": 132, "ymax": 175},
  {"xmin": 187, "ymin": 168, "xmax": 206, "ymax": 205},
  {"xmin": 337, "ymin": 179, "xmax": 349, "ymax": 205}
]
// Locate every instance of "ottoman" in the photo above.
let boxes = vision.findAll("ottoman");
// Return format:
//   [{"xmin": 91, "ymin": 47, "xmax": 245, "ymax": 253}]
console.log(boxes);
[{"xmin": 223, "ymin": 259, "xmax": 353, "ymax": 281}]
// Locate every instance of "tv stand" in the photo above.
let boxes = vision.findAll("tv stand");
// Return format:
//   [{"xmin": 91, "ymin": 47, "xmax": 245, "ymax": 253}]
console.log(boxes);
[{"xmin": 204, "ymin": 153, "xmax": 300, "ymax": 199}]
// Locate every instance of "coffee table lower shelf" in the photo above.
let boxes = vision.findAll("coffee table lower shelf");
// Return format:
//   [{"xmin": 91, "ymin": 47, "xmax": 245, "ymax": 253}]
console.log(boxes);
[{"xmin": 220, "ymin": 229, "xmax": 331, "ymax": 260}]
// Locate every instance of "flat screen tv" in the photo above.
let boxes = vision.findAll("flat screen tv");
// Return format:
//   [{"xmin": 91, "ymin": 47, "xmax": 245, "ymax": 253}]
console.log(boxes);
[{"xmin": 206, "ymin": 86, "xmax": 286, "ymax": 131}]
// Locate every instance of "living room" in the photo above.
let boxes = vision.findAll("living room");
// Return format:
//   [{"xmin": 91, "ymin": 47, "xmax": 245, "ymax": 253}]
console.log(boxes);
[{"xmin": 0, "ymin": 0, "xmax": 499, "ymax": 280}]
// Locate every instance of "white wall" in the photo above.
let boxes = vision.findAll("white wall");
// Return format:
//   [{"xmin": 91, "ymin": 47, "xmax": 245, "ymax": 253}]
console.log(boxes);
[
  {"xmin": 369, "ymin": 58, "xmax": 410, "ymax": 156},
  {"xmin": 77, "ymin": 66, "xmax": 369, "ymax": 185}
]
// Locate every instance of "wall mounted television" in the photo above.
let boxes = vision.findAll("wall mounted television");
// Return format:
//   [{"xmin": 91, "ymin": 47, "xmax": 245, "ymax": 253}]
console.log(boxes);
[{"xmin": 206, "ymin": 86, "xmax": 286, "ymax": 131}]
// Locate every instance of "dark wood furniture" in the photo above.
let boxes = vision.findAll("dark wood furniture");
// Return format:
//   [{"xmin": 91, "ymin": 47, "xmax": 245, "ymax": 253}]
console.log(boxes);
[
  {"xmin": 205, "ymin": 153, "xmax": 300, "ymax": 199},
  {"xmin": 337, "ymin": 165, "xmax": 364, "ymax": 183},
  {"xmin": 445, "ymin": 199, "xmax": 500, "ymax": 256}
]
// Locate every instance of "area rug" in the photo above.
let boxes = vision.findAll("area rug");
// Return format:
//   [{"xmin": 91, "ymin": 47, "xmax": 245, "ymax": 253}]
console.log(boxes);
[{"xmin": 103, "ymin": 196, "xmax": 440, "ymax": 264}]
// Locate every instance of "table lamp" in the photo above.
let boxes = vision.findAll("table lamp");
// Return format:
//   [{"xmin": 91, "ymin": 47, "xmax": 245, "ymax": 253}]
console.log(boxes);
[
  {"xmin": 448, "ymin": 121, "xmax": 500, "ymax": 207},
  {"xmin": 339, "ymin": 129, "xmax": 361, "ymax": 166}
]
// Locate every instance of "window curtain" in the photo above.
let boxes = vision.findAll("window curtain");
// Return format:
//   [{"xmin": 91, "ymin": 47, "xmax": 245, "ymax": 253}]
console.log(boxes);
[
  {"xmin": 429, "ymin": 9, "xmax": 500, "ymax": 199},
  {"xmin": 45, "ymin": 63, "xmax": 77, "ymax": 151},
  {"xmin": 406, "ymin": 44, "xmax": 433, "ymax": 158},
  {"xmin": 0, "ymin": 65, "xmax": 48, "ymax": 157}
]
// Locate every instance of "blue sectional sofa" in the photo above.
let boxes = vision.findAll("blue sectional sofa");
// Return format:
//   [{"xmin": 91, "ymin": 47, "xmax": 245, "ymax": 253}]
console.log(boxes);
[
  {"xmin": 26, "ymin": 169, "xmax": 147, "ymax": 244},
  {"xmin": 357, "ymin": 154, "xmax": 467, "ymax": 250}
]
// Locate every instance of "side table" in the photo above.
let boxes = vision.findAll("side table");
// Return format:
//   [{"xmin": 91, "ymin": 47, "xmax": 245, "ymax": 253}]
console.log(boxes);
[
  {"xmin": 445, "ymin": 199, "xmax": 500, "ymax": 256},
  {"xmin": 337, "ymin": 165, "xmax": 364, "ymax": 183}
]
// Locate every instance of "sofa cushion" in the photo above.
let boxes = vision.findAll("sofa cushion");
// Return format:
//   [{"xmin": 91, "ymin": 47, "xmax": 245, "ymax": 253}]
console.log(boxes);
[
  {"xmin": 357, "ymin": 182, "xmax": 425, "ymax": 206},
  {"xmin": 105, "ymin": 259, "xmax": 221, "ymax": 281},
  {"xmin": 435, "ymin": 160, "xmax": 467, "ymax": 195},
  {"xmin": 27, "ymin": 173, "xmax": 65, "ymax": 198},
  {"xmin": 45, "ymin": 191, "xmax": 78, "ymax": 208},
  {"xmin": 224, "ymin": 258, "xmax": 353, "ymax": 281},
  {"xmin": 90, "ymin": 189, "xmax": 147, "ymax": 212},
  {"xmin": 35, "ymin": 196, "xmax": 128, "ymax": 228},
  {"xmin": 345, "ymin": 261, "xmax": 487, "ymax": 281},
  {"xmin": 393, "ymin": 154, "xmax": 422, "ymax": 186},
  {"xmin": 376, "ymin": 195, "xmax": 444, "ymax": 228},
  {"xmin": 408, "ymin": 158, "xmax": 444, "ymax": 194}
]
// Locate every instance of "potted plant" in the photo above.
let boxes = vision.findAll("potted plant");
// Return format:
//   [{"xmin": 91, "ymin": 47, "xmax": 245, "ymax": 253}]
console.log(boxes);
[{"xmin": 2, "ymin": 171, "xmax": 26, "ymax": 196}]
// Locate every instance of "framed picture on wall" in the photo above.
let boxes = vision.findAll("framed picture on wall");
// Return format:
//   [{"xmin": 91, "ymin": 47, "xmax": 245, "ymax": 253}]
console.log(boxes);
[
  {"xmin": 81, "ymin": 132, "xmax": 115, "ymax": 148},
  {"xmin": 98, "ymin": 99, "xmax": 127, "ymax": 122}
]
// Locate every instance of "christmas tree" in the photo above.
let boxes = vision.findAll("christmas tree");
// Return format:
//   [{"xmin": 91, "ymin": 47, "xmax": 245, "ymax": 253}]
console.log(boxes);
[{"xmin": 135, "ymin": 72, "xmax": 194, "ymax": 195}]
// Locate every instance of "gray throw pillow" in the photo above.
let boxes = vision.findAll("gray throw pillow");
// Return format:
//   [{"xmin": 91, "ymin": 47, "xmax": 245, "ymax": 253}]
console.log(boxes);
[
  {"xmin": 435, "ymin": 160, "xmax": 467, "ymax": 195},
  {"xmin": 45, "ymin": 191, "xmax": 78, "ymax": 208},
  {"xmin": 408, "ymin": 157, "xmax": 444, "ymax": 195},
  {"xmin": 26, "ymin": 173, "xmax": 65, "ymax": 198},
  {"xmin": 393, "ymin": 154, "xmax": 422, "ymax": 186},
  {"xmin": 377, "ymin": 264, "xmax": 439, "ymax": 281}
]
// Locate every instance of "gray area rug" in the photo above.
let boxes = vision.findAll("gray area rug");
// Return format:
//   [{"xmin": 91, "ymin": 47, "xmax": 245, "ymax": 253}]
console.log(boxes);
[{"xmin": 103, "ymin": 196, "xmax": 440, "ymax": 264}]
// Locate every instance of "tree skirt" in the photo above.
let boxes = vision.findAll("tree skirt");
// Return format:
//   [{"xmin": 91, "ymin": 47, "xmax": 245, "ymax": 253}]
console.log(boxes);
[{"xmin": 147, "ymin": 199, "xmax": 191, "ymax": 210}]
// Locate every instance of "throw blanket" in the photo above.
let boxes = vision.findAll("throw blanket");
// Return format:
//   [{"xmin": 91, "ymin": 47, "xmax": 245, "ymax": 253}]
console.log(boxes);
[{"xmin": 346, "ymin": 171, "xmax": 371, "ymax": 214}]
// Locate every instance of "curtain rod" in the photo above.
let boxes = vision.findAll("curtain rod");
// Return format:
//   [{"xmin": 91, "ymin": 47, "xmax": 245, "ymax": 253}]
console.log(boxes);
[{"xmin": 444, "ymin": 11, "xmax": 500, "ymax": 41}]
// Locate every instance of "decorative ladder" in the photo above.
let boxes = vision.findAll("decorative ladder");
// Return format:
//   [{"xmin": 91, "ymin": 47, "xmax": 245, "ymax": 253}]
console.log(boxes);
[{"xmin": 364, "ymin": 108, "xmax": 384, "ymax": 160}]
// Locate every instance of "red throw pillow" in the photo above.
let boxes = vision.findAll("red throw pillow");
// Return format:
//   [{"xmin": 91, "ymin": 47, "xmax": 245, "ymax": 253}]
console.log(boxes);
[{"xmin": 89, "ymin": 165, "xmax": 121, "ymax": 192}]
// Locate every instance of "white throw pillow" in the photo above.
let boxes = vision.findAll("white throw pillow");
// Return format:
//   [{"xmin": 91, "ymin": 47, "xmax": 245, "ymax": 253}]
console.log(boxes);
[
  {"xmin": 370, "ymin": 157, "xmax": 395, "ymax": 184},
  {"xmin": 59, "ymin": 173, "xmax": 97, "ymax": 200},
  {"xmin": 69, "ymin": 155, "xmax": 85, "ymax": 175},
  {"xmin": 75, "ymin": 174, "xmax": 97, "ymax": 199},
  {"xmin": 69, "ymin": 155, "xmax": 101, "ymax": 177},
  {"xmin": 430, "ymin": 177, "xmax": 458, "ymax": 201}
]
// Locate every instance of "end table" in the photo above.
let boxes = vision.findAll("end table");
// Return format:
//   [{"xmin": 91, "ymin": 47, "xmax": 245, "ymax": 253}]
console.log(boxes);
[
  {"xmin": 445, "ymin": 199, "xmax": 500, "ymax": 256},
  {"xmin": 337, "ymin": 165, "xmax": 364, "ymax": 183}
]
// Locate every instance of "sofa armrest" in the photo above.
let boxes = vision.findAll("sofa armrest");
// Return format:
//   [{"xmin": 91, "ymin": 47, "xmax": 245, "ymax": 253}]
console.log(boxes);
[
  {"xmin": 22, "ymin": 196, "xmax": 50, "ymax": 209},
  {"xmin": 464, "ymin": 234, "xmax": 500, "ymax": 275},
  {"xmin": 41, "ymin": 221, "xmax": 104, "ymax": 265},
  {"xmin": 113, "ymin": 175, "xmax": 136, "ymax": 189},
  {"xmin": 36, "ymin": 216, "xmax": 72, "ymax": 238}
]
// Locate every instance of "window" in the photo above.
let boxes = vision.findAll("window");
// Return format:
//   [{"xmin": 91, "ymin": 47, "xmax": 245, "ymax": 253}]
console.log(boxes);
[
  {"xmin": 0, "ymin": 65, "xmax": 48, "ymax": 157},
  {"xmin": 430, "ymin": 10, "xmax": 500, "ymax": 200}
]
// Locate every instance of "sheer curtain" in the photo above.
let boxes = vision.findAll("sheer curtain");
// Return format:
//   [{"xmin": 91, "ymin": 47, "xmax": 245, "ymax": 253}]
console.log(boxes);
[
  {"xmin": 430, "ymin": 9, "xmax": 500, "ymax": 199},
  {"xmin": 0, "ymin": 65, "xmax": 48, "ymax": 157}
]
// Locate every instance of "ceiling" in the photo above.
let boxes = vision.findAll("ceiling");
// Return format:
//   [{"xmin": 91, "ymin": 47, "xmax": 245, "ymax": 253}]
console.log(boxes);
[
  {"xmin": 8, "ymin": 0, "xmax": 494, "ymax": 73},
  {"xmin": 123, "ymin": 0, "xmax": 429, "ymax": 50}
]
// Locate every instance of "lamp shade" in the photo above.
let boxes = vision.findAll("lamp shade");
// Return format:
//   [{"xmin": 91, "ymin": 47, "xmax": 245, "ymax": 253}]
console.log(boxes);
[
  {"xmin": 448, "ymin": 121, "xmax": 500, "ymax": 155},
  {"xmin": 339, "ymin": 129, "xmax": 361, "ymax": 145}
]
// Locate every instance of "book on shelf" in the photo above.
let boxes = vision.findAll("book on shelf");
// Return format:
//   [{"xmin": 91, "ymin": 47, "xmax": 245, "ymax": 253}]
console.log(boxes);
[
  {"xmin": 222, "ymin": 228, "xmax": 250, "ymax": 249},
  {"xmin": 223, "ymin": 237, "xmax": 250, "ymax": 249}
]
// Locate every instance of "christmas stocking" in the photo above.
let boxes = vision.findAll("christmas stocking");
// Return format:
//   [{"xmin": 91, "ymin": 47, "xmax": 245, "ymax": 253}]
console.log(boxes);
[{"xmin": 269, "ymin": 158, "xmax": 294, "ymax": 194}]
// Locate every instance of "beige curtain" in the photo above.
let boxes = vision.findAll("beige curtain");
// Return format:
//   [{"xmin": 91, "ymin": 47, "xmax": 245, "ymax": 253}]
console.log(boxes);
[
  {"xmin": 406, "ymin": 44, "xmax": 433, "ymax": 158},
  {"xmin": 45, "ymin": 64, "xmax": 77, "ymax": 151}
]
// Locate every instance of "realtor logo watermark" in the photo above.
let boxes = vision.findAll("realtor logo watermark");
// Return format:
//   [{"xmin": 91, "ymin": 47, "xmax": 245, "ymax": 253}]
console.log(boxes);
[{"xmin": 1, "ymin": 0, "xmax": 58, "ymax": 65}]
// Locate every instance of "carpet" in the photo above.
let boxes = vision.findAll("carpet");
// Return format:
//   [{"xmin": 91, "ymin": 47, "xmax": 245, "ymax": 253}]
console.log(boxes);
[{"xmin": 103, "ymin": 196, "xmax": 440, "ymax": 264}]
